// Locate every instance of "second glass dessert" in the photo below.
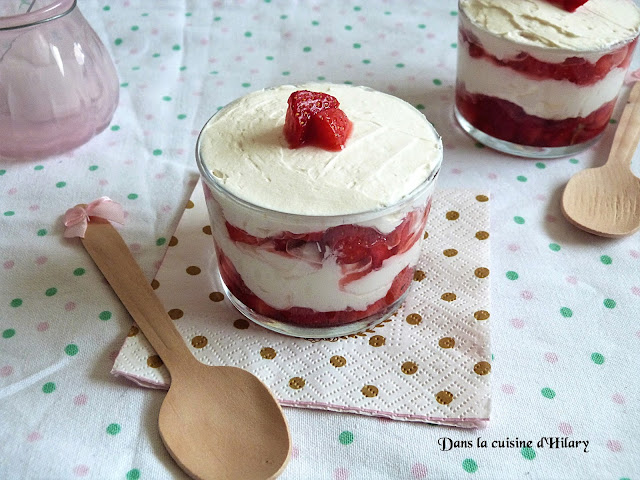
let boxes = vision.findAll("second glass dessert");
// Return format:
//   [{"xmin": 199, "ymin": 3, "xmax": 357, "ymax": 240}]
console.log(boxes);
[
  {"xmin": 196, "ymin": 83, "xmax": 442, "ymax": 338},
  {"xmin": 455, "ymin": 0, "xmax": 640, "ymax": 158}
]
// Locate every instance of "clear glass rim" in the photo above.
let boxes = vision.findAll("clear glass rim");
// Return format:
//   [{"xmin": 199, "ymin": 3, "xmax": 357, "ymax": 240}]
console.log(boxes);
[
  {"xmin": 0, "ymin": 0, "xmax": 76, "ymax": 31},
  {"xmin": 457, "ymin": 1, "xmax": 640, "ymax": 56},
  {"xmin": 195, "ymin": 111, "xmax": 442, "ymax": 223}
]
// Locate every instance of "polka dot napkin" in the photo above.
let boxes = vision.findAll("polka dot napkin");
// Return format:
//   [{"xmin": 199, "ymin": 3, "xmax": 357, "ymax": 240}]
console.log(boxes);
[{"xmin": 112, "ymin": 181, "xmax": 491, "ymax": 428}]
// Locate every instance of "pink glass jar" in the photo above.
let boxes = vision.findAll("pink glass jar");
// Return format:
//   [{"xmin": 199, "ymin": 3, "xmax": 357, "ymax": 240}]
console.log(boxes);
[{"xmin": 0, "ymin": 0, "xmax": 119, "ymax": 158}]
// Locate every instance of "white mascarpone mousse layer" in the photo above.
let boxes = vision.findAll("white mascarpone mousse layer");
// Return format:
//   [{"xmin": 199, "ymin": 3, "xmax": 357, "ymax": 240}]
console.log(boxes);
[
  {"xmin": 459, "ymin": 0, "xmax": 640, "ymax": 62},
  {"xmin": 199, "ymin": 83, "xmax": 442, "ymax": 217},
  {"xmin": 457, "ymin": 47, "xmax": 626, "ymax": 119}
]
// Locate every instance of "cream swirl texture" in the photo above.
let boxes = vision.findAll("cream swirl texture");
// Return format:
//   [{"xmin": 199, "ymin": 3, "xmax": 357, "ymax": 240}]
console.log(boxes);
[
  {"xmin": 198, "ymin": 83, "xmax": 442, "ymax": 216},
  {"xmin": 459, "ymin": 0, "xmax": 640, "ymax": 52}
]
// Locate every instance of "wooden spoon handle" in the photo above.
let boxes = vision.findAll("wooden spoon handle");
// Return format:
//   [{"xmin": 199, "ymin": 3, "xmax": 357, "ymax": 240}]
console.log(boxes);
[
  {"xmin": 607, "ymin": 81, "xmax": 640, "ymax": 169},
  {"xmin": 81, "ymin": 219, "xmax": 192, "ymax": 372}
]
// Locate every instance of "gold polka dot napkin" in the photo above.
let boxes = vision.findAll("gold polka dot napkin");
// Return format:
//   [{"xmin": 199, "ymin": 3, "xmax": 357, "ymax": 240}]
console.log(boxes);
[{"xmin": 112, "ymin": 182, "xmax": 491, "ymax": 428}]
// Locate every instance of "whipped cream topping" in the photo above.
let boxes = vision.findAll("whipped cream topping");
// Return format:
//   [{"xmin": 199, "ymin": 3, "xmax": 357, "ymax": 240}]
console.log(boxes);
[
  {"xmin": 459, "ymin": 0, "xmax": 640, "ymax": 53},
  {"xmin": 198, "ymin": 83, "xmax": 442, "ymax": 216}
]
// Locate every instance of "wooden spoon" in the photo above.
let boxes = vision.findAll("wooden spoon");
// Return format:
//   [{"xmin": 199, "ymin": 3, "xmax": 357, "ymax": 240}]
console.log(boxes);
[
  {"xmin": 561, "ymin": 82, "xmax": 640, "ymax": 237},
  {"xmin": 81, "ymin": 218, "xmax": 291, "ymax": 480}
]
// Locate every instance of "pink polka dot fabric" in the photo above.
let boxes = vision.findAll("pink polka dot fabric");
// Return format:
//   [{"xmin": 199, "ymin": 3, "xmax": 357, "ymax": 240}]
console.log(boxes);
[{"xmin": 1, "ymin": 2, "xmax": 639, "ymax": 479}]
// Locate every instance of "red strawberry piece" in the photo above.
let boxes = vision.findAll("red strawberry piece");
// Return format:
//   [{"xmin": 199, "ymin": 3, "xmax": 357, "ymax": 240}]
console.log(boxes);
[
  {"xmin": 339, "ymin": 256, "xmax": 375, "ymax": 288},
  {"xmin": 272, "ymin": 238, "xmax": 289, "ymax": 252},
  {"xmin": 215, "ymin": 248, "xmax": 247, "ymax": 297},
  {"xmin": 282, "ymin": 306, "xmax": 360, "ymax": 327},
  {"xmin": 545, "ymin": 0, "xmax": 589, "ymax": 12},
  {"xmin": 332, "ymin": 244, "xmax": 368, "ymax": 274},
  {"xmin": 335, "ymin": 236, "xmax": 370, "ymax": 265},
  {"xmin": 225, "ymin": 221, "xmax": 265, "ymax": 245},
  {"xmin": 289, "ymin": 90, "xmax": 340, "ymax": 115},
  {"xmin": 384, "ymin": 266, "xmax": 413, "ymax": 305},
  {"xmin": 369, "ymin": 242, "xmax": 390, "ymax": 269},
  {"xmin": 307, "ymin": 107, "xmax": 353, "ymax": 151},
  {"xmin": 340, "ymin": 269, "xmax": 372, "ymax": 288},
  {"xmin": 283, "ymin": 90, "xmax": 340, "ymax": 148},
  {"xmin": 245, "ymin": 294, "xmax": 280, "ymax": 319},
  {"xmin": 324, "ymin": 225, "xmax": 379, "ymax": 249},
  {"xmin": 283, "ymin": 90, "xmax": 353, "ymax": 150},
  {"xmin": 460, "ymin": 29, "xmax": 485, "ymax": 58},
  {"xmin": 299, "ymin": 231, "xmax": 324, "ymax": 242},
  {"xmin": 384, "ymin": 213, "xmax": 414, "ymax": 253},
  {"xmin": 324, "ymin": 225, "xmax": 383, "ymax": 265}
]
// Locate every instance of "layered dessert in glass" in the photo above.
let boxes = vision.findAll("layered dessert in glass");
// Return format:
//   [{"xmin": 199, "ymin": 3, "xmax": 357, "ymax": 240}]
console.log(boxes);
[
  {"xmin": 196, "ymin": 83, "xmax": 442, "ymax": 338},
  {"xmin": 455, "ymin": 0, "xmax": 640, "ymax": 158}
]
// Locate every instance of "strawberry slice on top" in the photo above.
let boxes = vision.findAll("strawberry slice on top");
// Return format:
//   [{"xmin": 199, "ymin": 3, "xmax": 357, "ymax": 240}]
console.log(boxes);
[
  {"xmin": 307, "ymin": 107, "xmax": 353, "ymax": 151},
  {"xmin": 545, "ymin": 0, "xmax": 589, "ymax": 12},
  {"xmin": 284, "ymin": 90, "xmax": 353, "ymax": 150}
]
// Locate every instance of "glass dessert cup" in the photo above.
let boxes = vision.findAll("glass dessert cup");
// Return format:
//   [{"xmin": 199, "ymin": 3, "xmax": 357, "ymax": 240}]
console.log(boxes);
[
  {"xmin": 196, "ymin": 139, "xmax": 441, "ymax": 339},
  {"xmin": 454, "ymin": 4, "xmax": 639, "ymax": 159},
  {"xmin": 0, "ymin": 0, "xmax": 119, "ymax": 159}
]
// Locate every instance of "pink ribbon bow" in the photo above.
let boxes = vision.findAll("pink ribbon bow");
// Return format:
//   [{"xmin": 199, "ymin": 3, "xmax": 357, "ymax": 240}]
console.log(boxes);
[{"xmin": 63, "ymin": 197, "xmax": 125, "ymax": 238}]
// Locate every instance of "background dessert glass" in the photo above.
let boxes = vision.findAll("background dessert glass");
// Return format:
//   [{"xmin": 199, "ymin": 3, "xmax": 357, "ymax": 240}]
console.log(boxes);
[
  {"xmin": 196, "ymin": 92, "xmax": 442, "ymax": 338},
  {"xmin": 0, "ymin": 0, "xmax": 119, "ymax": 158},
  {"xmin": 455, "ymin": 0, "xmax": 640, "ymax": 159}
]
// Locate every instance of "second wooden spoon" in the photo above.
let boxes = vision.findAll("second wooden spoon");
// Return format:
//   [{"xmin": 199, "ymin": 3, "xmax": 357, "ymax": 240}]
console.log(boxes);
[
  {"xmin": 561, "ymin": 82, "xmax": 640, "ymax": 237},
  {"xmin": 81, "ymin": 218, "xmax": 291, "ymax": 480}
]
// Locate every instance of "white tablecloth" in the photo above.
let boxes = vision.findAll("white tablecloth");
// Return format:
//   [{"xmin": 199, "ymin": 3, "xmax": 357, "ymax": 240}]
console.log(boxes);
[{"xmin": 1, "ymin": 1, "xmax": 639, "ymax": 479}]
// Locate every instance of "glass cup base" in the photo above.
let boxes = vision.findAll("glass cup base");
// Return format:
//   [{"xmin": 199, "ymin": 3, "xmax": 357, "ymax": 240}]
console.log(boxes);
[
  {"xmin": 454, "ymin": 106, "xmax": 602, "ymax": 159},
  {"xmin": 218, "ymin": 271, "xmax": 410, "ymax": 339}
]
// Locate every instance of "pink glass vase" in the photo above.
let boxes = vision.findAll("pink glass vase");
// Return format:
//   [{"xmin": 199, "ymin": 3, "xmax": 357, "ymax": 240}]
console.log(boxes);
[{"xmin": 0, "ymin": 0, "xmax": 119, "ymax": 158}]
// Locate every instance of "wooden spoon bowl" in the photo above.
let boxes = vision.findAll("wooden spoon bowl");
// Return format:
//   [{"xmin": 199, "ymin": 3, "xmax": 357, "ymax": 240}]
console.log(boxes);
[
  {"xmin": 159, "ymin": 363, "xmax": 290, "ymax": 480},
  {"xmin": 81, "ymin": 219, "xmax": 291, "ymax": 480},
  {"xmin": 561, "ymin": 82, "xmax": 640, "ymax": 237}
]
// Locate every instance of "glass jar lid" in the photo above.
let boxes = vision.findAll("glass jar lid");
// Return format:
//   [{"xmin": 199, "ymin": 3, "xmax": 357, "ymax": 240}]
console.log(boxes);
[{"xmin": 0, "ymin": 0, "xmax": 76, "ymax": 31}]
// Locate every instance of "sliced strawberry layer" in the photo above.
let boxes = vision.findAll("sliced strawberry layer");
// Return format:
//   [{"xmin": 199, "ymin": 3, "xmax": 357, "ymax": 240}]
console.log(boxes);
[
  {"xmin": 224, "ymin": 205, "xmax": 429, "ymax": 288},
  {"xmin": 217, "ymin": 246, "xmax": 413, "ymax": 328},
  {"xmin": 283, "ymin": 90, "xmax": 353, "ymax": 150},
  {"xmin": 214, "ymin": 200, "xmax": 432, "ymax": 329},
  {"xmin": 456, "ymin": 84, "xmax": 615, "ymax": 147},
  {"xmin": 460, "ymin": 28, "xmax": 637, "ymax": 86},
  {"xmin": 545, "ymin": 0, "xmax": 589, "ymax": 12},
  {"xmin": 226, "ymin": 222, "xmax": 323, "ymax": 247}
]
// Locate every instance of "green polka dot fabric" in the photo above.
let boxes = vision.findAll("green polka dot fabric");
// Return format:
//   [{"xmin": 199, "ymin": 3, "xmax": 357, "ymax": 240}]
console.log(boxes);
[{"xmin": 1, "ymin": 2, "xmax": 639, "ymax": 479}]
